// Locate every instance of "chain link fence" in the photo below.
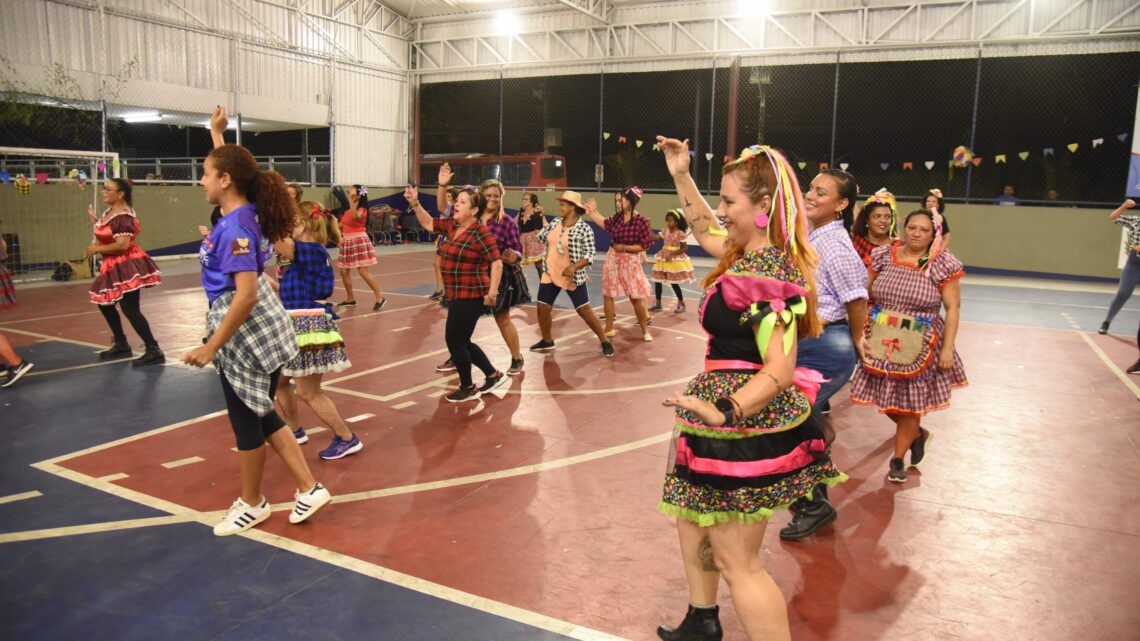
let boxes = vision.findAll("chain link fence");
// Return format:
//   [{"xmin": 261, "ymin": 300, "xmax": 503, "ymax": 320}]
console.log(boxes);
[{"xmin": 418, "ymin": 50, "xmax": 1139, "ymax": 206}]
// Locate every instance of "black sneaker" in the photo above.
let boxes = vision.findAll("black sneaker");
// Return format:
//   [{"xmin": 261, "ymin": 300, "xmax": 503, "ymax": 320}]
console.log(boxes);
[
  {"xmin": 338, "ymin": 300, "xmax": 357, "ymax": 307},
  {"xmin": 435, "ymin": 358, "xmax": 456, "ymax": 373},
  {"xmin": 507, "ymin": 358, "xmax": 524, "ymax": 376},
  {"xmin": 887, "ymin": 457, "xmax": 907, "ymax": 483},
  {"xmin": 2, "ymin": 361, "xmax": 34, "ymax": 388},
  {"xmin": 479, "ymin": 371, "xmax": 507, "ymax": 394},
  {"xmin": 132, "ymin": 347, "xmax": 165, "ymax": 368},
  {"xmin": 601, "ymin": 342, "xmax": 615, "ymax": 357},
  {"xmin": 373, "ymin": 298, "xmax": 387, "ymax": 311},
  {"xmin": 1127, "ymin": 360, "xmax": 1140, "ymax": 375},
  {"xmin": 445, "ymin": 384, "xmax": 481, "ymax": 403},
  {"xmin": 648, "ymin": 301, "xmax": 663, "ymax": 312},
  {"xmin": 910, "ymin": 428, "xmax": 931, "ymax": 466},
  {"xmin": 1098, "ymin": 321, "xmax": 1110, "ymax": 335},
  {"xmin": 529, "ymin": 339, "xmax": 556, "ymax": 352},
  {"xmin": 98, "ymin": 341, "xmax": 131, "ymax": 360}
]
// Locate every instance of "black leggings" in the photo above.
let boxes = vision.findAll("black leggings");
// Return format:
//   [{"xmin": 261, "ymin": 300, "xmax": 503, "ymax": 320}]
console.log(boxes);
[
  {"xmin": 220, "ymin": 368, "xmax": 287, "ymax": 451},
  {"xmin": 654, "ymin": 282, "xmax": 684, "ymax": 302},
  {"xmin": 99, "ymin": 289, "xmax": 158, "ymax": 348},
  {"xmin": 445, "ymin": 298, "xmax": 495, "ymax": 388}
]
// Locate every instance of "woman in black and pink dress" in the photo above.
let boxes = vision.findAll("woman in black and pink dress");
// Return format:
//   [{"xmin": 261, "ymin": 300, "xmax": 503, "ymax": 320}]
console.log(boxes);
[{"xmin": 85, "ymin": 178, "xmax": 164, "ymax": 367}]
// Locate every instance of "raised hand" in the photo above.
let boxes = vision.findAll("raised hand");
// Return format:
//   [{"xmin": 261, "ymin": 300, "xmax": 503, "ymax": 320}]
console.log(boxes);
[
  {"xmin": 210, "ymin": 106, "xmax": 228, "ymax": 136},
  {"xmin": 657, "ymin": 136, "xmax": 691, "ymax": 177},
  {"xmin": 1125, "ymin": 199, "xmax": 1136, "ymax": 209},
  {"xmin": 87, "ymin": 204, "xmax": 97, "ymax": 223},
  {"xmin": 438, "ymin": 163, "xmax": 453, "ymax": 186},
  {"xmin": 404, "ymin": 184, "xmax": 418, "ymax": 203}
]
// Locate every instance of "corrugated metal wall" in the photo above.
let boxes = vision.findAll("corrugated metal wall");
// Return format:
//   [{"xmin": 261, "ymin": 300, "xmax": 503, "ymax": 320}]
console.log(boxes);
[{"xmin": 0, "ymin": 0, "xmax": 410, "ymax": 185}]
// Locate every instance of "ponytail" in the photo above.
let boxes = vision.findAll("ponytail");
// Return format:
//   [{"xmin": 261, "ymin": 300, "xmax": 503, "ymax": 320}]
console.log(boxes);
[{"xmin": 206, "ymin": 144, "xmax": 297, "ymax": 242}]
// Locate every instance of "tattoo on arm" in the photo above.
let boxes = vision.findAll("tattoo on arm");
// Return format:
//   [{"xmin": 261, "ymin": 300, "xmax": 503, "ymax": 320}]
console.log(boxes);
[{"xmin": 698, "ymin": 536, "xmax": 716, "ymax": 572}]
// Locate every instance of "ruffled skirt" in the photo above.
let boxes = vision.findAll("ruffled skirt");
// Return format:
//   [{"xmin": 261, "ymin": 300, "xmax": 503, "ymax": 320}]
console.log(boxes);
[
  {"xmin": 602, "ymin": 249, "xmax": 652, "ymax": 299},
  {"xmin": 89, "ymin": 248, "xmax": 161, "ymax": 305},
  {"xmin": 282, "ymin": 309, "xmax": 352, "ymax": 377},
  {"xmin": 520, "ymin": 231, "xmax": 545, "ymax": 264},
  {"xmin": 658, "ymin": 369, "xmax": 847, "ymax": 526},
  {"xmin": 336, "ymin": 232, "xmax": 377, "ymax": 269},
  {"xmin": 0, "ymin": 264, "xmax": 16, "ymax": 308},
  {"xmin": 651, "ymin": 249, "xmax": 695, "ymax": 284}
]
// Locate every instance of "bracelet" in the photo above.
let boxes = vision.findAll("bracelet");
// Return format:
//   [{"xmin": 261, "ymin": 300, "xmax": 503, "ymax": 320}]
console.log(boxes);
[{"xmin": 761, "ymin": 371, "xmax": 783, "ymax": 392}]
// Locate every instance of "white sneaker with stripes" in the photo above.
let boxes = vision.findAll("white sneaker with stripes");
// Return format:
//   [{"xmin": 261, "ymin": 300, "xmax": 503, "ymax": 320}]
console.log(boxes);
[
  {"xmin": 213, "ymin": 497, "xmax": 271, "ymax": 536},
  {"xmin": 289, "ymin": 482, "xmax": 331, "ymax": 524}
]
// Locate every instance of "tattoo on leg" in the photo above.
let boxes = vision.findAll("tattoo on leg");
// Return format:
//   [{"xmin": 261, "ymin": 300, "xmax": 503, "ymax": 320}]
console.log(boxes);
[{"xmin": 698, "ymin": 536, "xmax": 716, "ymax": 571}]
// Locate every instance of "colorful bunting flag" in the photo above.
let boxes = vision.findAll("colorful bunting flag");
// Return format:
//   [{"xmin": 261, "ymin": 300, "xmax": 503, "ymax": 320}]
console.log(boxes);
[
  {"xmin": 1043, "ymin": 147, "xmax": 1054, "ymax": 157},
  {"xmin": 924, "ymin": 161, "xmax": 934, "ymax": 170},
  {"xmin": 820, "ymin": 162, "xmax": 829, "ymax": 170},
  {"xmin": 839, "ymin": 162, "xmax": 849, "ymax": 171},
  {"xmin": 972, "ymin": 157, "xmax": 983, "ymax": 166},
  {"xmin": 618, "ymin": 136, "xmax": 627, "ymax": 143},
  {"xmin": 652, "ymin": 143, "xmax": 660, "ymax": 151},
  {"xmin": 880, "ymin": 163, "xmax": 889, "ymax": 171},
  {"xmin": 1067, "ymin": 143, "xmax": 1079, "ymax": 153},
  {"xmin": 635, "ymin": 140, "xmax": 643, "ymax": 148},
  {"xmin": 1092, "ymin": 137, "xmax": 1104, "ymax": 148},
  {"xmin": 797, "ymin": 161, "xmax": 806, "ymax": 170},
  {"xmin": 902, "ymin": 162, "xmax": 913, "ymax": 171},
  {"xmin": 1119, "ymin": 133, "xmax": 1129, "ymax": 142},
  {"xmin": 603, "ymin": 132, "xmax": 610, "ymax": 140},
  {"xmin": 1018, "ymin": 151, "xmax": 1029, "ymax": 161},
  {"xmin": 705, "ymin": 152, "xmax": 713, "ymax": 161},
  {"xmin": 995, "ymin": 154, "xmax": 1007, "ymax": 164}
]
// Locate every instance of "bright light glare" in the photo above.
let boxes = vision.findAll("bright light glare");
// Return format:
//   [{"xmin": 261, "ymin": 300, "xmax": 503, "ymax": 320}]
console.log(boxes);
[
  {"xmin": 737, "ymin": 0, "xmax": 767, "ymax": 18},
  {"xmin": 123, "ymin": 112, "xmax": 162, "ymax": 123},
  {"xmin": 495, "ymin": 10, "xmax": 521, "ymax": 36}
]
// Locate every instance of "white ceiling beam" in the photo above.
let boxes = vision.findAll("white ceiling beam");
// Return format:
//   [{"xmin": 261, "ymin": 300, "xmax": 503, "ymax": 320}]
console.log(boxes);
[
  {"xmin": 977, "ymin": 0, "xmax": 1028, "ymax": 40},
  {"xmin": 1034, "ymin": 0, "xmax": 1087, "ymax": 35},
  {"xmin": 1096, "ymin": 1, "xmax": 1140, "ymax": 34},
  {"xmin": 553, "ymin": 0, "xmax": 611, "ymax": 25}
]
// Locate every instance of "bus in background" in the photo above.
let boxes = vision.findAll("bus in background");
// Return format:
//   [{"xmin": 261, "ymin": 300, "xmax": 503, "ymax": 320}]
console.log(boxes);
[{"xmin": 418, "ymin": 153, "xmax": 567, "ymax": 190}]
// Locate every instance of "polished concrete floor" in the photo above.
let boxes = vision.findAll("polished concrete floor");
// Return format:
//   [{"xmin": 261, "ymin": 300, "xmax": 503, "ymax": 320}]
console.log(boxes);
[{"xmin": 1, "ymin": 245, "xmax": 1138, "ymax": 641}]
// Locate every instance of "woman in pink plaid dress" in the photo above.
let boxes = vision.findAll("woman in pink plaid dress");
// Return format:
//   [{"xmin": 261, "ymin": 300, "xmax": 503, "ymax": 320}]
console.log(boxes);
[{"xmin": 850, "ymin": 208, "xmax": 968, "ymax": 483}]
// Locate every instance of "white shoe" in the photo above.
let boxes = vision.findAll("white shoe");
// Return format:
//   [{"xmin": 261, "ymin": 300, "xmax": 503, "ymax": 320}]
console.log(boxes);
[
  {"xmin": 213, "ymin": 497, "xmax": 271, "ymax": 536},
  {"xmin": 289, "ymin": 482, "xmax": 332, "ymax": 524}
]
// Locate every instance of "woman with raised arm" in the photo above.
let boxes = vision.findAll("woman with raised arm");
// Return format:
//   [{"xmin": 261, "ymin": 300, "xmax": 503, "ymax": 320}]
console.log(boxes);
[
  {"xmin": 653, "ymin": 137, "xmax": 843, "ymax": 641},
  {"xmin": 335, "ymin": 184, "xmax": 386, "ymax": 311},
  {"xmin": 183, "ymin": 106, "xmax": 331, "ymax": 536},
  {"xmin": 405, "ymin": 182, "xmax": 507, "ymax": 403},
  {"xmin": 85, "ymin": 177, "xmax": 164, "ymax": 366},
  {"xmin": 581, "ymin": 187, "xmax": 654, "ymax": 341}
]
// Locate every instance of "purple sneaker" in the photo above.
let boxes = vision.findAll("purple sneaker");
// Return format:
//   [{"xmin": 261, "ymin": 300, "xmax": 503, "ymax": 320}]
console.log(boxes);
[{"xmin": 319, "ymin": 434, "xmax": 363, "ymax": 460}]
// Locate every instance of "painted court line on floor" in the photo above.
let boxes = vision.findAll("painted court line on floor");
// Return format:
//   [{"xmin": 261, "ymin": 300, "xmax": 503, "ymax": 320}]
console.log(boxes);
[
  {"xmin": 161, "ymin": 456, "xmax": 205, "ymax": 469},
  {"xmin": 345, "ymin": 414, "xmax": 374, "ymax": 423},
  {"xmin": 24, "ymin": 358, "xmax": 138, "ymax": 378},
  {"xmin": 1078, "ymin": 331, "xmax": 1140, "ymax": 400},
  {"xmin": 0, "ymin": 514, "xmax": 205, "ymax": 545},
  {"xmin": 390, "ymin": 401, "xmax": 416, "ymax": 410},
  {"xmin": 0, "ymin": 326, "xmax": 110, "ymax": 350},
  {"xmin": 97, "ymin": 473, "xmax": 129, "ymax": 483},
  {"xmin": 0, "ymin": 490, "xmax": 43, "ymax": 505}
]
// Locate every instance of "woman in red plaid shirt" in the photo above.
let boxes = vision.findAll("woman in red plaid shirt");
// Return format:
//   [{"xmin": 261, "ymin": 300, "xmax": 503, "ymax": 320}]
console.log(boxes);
[{"xmin": 404, "ymin": 182, "xmax": 507, "ymax": 403}]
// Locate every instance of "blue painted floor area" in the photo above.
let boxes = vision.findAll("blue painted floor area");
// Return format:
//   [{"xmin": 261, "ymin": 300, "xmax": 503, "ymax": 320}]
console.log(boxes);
[{"xmin": 0, "ymin": 524, "xmax": 574, "ymax": 641}]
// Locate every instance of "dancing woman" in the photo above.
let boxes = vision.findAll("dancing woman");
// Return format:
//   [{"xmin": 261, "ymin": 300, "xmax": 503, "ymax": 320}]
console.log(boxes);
[
  {"xmin": 654, "ymin": 137, "xmax": 843, "ymax": 641},
  {"xmin": 182, "ymin": 107, "xmax": 331, "ymax": 536},
  {"xmin": 273, "ymin": 201, "xmax": 362, "ymax": 461},
  {"xmin": 86, "ymin": 178, "xmax": 164, "ymax": 367},
  {"xmin": 336, "ymin": 184, "xmax": 386, "ymax": 311}
]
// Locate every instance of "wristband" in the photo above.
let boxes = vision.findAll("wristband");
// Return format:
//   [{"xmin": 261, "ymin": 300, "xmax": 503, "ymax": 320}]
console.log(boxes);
[{"xmin": 713, "ymin": 397, "xmax": 736, "ymax": 428}]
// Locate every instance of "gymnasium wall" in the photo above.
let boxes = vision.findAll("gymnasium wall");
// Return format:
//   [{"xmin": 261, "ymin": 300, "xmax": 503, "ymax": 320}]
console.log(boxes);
[{"xmin": 0, "ymin": 186, "xmax": 1122, "ymax": 281}]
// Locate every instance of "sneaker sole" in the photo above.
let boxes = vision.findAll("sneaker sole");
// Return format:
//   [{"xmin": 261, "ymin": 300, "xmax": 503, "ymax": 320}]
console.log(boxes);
[
  {"xmin": 2, "ymin": 363, "xmax": 33, "ymax": 388},
  {"xmin": 481, "ymin": 375, "xmax": 508, "ymax": 395},
  {"xmin": 435, "ymin": 367, "xmax": 458, "ymax": 372},
  {"xmin": 506, "ymin": 368, "xmax": 523, "ymax": 376},
  {"xmin": 529, "ymin": 346, "xmax": 556, "ymax": 352},
  {"xmin": 319, "ymin": 441, "xmax": 363, "ymax": 460},
  {"xmin": 295, "ymin": 435, "xmax": 310, "ymax": 445},
  {"xmin": 214, "ymin": 509, "xmax": 271, "ymax": 536},
  {"xmin": 887, "ymin": 475, "xmax": 907, "ymax": 483},
  {"xmin": 445, "ymin": 390, "xmax": 482, "ymax": 403},
  {"xmin": 289, "ymin": 492, "xmax": 332, "ymax": 524}
]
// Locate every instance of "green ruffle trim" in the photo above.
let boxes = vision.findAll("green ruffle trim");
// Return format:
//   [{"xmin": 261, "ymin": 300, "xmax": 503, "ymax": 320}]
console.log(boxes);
[
  {"xmin": 656, "ymin": 473, "xmax": 848, "ymax": 527},
  {"xmin": 296, "ymin": 330, "xmax": 344, "ymax": 347},
  {"xmin": 676, "ymin": 412, "xmax": 809, "ymax": 439}
]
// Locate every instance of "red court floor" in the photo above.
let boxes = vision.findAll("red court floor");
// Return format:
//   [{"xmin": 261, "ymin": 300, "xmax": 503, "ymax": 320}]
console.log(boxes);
[{"xmin": 2, "ymin": 249, "xmax": 1139, "ymax": 641}]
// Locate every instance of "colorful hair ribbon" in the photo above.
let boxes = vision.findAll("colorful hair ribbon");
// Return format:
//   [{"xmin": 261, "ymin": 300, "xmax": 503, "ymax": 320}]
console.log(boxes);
[{"xmin": 731, "ymin": 144, "xmax": 805, "ymax": 255}]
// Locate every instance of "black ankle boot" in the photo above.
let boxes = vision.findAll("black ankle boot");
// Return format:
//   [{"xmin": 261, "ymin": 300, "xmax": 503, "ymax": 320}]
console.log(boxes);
[
  {"xmin": 657, "ymin": 605, "xmax": 723, "ymax": 641},
  {"xmin": 98, "ymin": 339, "xmax": 131, "ymax": 360},
  {"xmin": 132, "ymin": 345, "xmax": 165, "ymax": 367},
  {"xmin": 779, "ymin": 483, "xmax": 837, "ymax": 541}
]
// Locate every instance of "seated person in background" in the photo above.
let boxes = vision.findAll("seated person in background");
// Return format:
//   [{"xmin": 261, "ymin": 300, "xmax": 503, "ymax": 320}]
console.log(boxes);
[{"xmin": 993, "ymin": 184, "xmax": 1020, "ymax": 206}]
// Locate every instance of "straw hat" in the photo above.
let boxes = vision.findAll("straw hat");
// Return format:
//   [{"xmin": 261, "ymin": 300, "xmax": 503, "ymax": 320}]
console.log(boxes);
[{"xmin": 556, "ymin": 190, "xmax": 584, "ymax": 209}]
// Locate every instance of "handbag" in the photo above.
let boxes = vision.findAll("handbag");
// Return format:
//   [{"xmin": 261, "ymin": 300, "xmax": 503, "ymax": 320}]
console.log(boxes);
[
  {"xmin": 491, "ymin": 262, "xmax": 531, "ymax": 314},
  {"xmin": 863, "ymin": 307, "xmax": 938, "ymax": 378}
]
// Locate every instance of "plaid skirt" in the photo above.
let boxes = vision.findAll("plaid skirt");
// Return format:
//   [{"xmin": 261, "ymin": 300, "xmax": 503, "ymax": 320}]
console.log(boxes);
[
  {"xmin": 336, "ymin": 232, "xmax": 377, "ymax": 269},
  {"xmin": 602, "ymin": 248, "xmax": 653, "ymax": 299}
]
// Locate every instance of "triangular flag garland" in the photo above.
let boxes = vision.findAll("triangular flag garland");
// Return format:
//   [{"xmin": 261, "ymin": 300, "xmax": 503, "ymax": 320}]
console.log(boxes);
[
  {"xmin": 924, "ymin": 161, "xmax": 935, "ymax": 170},
  {"xmin": 618, "ymin": 136, "xmax": 627, "ymax": 143},
  {"xmin": 1018, "ymin": 151, "xmax": 1029, "ymax": 160},
  {"xmin": 651, "ymin": 143, "xmax": 659, "ymax": 151},
  {"xmin": 1092, "ymin": 138, "xmax": 1103, "ymax": 148},
  {"xmin": 995, "ymin": 155, "xmax": 1007, "ymax": 164},
  {"xmin": 839, "ymin": 162, "xmax": 849, "ymax": 171},
  {"xmin": 635, "ymin": 140, "xmax": 643, "ymax": 148},
  {"xmin": 1043, "ymin": 147, "xmax": 1054, "ymax": 157},
  {"xmin": 902, "ymin": 162, "xmax": 913, "ymax": 171},
  {"xmin": 880, "ymin": 163, "xmax": 889, "ymax": 171},
  {"xmin": 1118, "ymin": 133, "xmax": 1129, "ymax": 142},
  {"xmin": 797, "ymin": 161, "xmax": 806, "ymax": 170},
  {"xmin": 704, "ymin": 152, "xmax": 713, "ymax": 160},
  {"xmin": 603, "ymin": 132, "xmax": 610, "ymax": 140},
  {"xmin": 1067, "ymin": 143, "xmax": 1079, "ymax": 153},
  {"xmin": 819, "ymin": 162, "xmax": 829, "ymax": 170},
  {"xmin": 972, "ymin": 157, "xmax": 983, "ymax": 166}
]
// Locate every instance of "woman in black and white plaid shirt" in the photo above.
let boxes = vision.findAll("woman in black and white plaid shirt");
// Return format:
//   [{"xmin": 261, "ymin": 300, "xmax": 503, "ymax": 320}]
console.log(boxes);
[{"xmin": 1099, "ymin": 199, "xmax": 1139, "ymax": 337}]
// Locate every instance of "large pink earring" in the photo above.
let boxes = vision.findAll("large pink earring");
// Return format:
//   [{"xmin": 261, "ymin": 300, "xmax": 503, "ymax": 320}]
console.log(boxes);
[{"xmin": 754, "ymin": 212, "xmax": 770, "ymax": 227}]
